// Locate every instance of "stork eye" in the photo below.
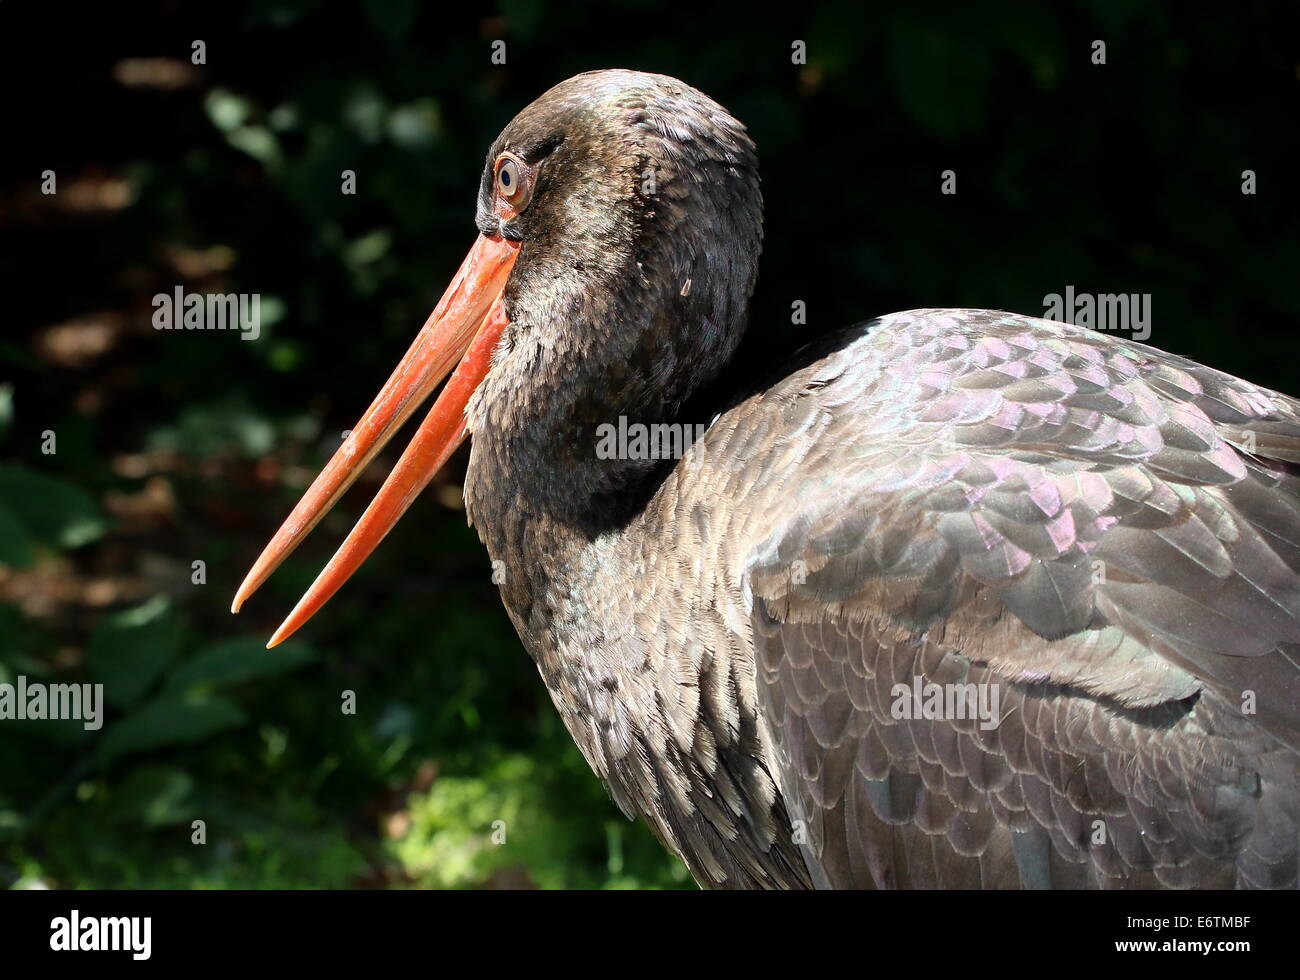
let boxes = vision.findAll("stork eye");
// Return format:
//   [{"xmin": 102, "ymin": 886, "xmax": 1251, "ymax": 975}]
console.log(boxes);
[
  {"xmin": 494, "ymin": 153, "xmax": 533, "ymax": 210},
  {"xmin": 498, "ymin": 160, "xmax": 519, "ymax": 194}
]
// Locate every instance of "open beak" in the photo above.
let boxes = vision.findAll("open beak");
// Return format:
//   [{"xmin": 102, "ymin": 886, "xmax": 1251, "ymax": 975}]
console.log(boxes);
[{"xmin": 231, "ymin": 234, "xmax": 519, "ymax": 647}]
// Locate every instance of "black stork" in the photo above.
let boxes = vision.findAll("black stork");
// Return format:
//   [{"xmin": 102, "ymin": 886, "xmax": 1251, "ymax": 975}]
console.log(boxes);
[{"xmin": 232, "ymin": 70, "xmax": 1300, "ymax": 889}]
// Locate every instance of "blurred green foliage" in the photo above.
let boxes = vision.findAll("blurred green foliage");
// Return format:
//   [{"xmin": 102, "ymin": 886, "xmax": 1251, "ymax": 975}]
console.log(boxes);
[{"xmin": 0, "ymin": 0, "xmax": 1296, "ymax": 888}]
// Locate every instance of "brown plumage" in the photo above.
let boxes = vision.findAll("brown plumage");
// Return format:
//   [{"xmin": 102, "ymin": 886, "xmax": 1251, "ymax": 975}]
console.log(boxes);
[{"xmin": 238, "ymin": 70, "xmax": 1300, "ymax": 889}]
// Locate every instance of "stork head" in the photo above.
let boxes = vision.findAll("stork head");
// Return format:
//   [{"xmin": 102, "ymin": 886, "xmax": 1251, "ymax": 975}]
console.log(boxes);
[{"xmin": 232, "ymin": 70, "xmax": 762, "ymax": 644}]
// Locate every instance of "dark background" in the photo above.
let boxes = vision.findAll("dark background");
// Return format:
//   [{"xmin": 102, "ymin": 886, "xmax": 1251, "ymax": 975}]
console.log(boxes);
[{"xmin": 0, "ymin": 1, "xmax": 1296, "ymax": 888}]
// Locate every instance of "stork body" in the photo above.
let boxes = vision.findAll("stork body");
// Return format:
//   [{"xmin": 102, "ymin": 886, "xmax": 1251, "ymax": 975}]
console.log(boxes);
[{"xmin": 237, "ymin": 71, "xmax": 1300, "ymax": 889}]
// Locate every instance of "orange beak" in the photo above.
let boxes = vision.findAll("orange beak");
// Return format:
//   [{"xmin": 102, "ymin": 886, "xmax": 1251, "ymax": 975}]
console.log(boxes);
[{"xmin": 231, "ymin": 234, "xmax": 520, "ymax": 647}]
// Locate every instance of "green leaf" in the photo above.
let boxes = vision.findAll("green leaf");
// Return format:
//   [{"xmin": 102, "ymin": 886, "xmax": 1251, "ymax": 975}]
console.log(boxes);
[
  {"xmin": 89, "ymin": 597, "xmax": 180, "ymax": 709},
  {"xmin": 363, "ymin": 0, "xmax": 418, "ymax": 42},
  {"xmin": 95, "ymin": 693, "xmax": 247, "ymax": 767},
  {"xmin": 204, "ymin": 88, "xmax": 253, "ymax": 133},
  {"xmin": 0, "ymin": 382, "xmax": 13, "ymax": 442},
  {"xmin": 0, "ymin": 715, "xmax": 94, "ymax": 746},
  {"xmin": 500, "ymin": 0, "xmax": 544, "ymax": 39},
  {"xmin": 0, "ymin": 464, "xmax": 107, "ymax": 550},
  {"xmin": 112, "ymin": 765, "xmax": 196, "ymax": 827},
  {"xmin": 889, "ymin": 20, "xmax": 991, "ymax": 142},
  {"xmin": 164, "ymin": 637, "xmax": 314, "ymax": 693},
  {"xmin": 0, "ymin": 502, "xmax": 35, "ymax": 567},
  {"xmin": 144, "ymin": 397, "xmax": 278, "ymax": 458}
]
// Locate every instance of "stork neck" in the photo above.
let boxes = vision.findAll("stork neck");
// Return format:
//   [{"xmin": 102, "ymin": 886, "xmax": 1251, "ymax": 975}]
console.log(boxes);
[
  {"xmin": 463, "ymin": 305, "xmax": 737, "ymax": 540},
  {"xmin": 468, "ymin": 244, "xmax": 760, "ymax": 538}
]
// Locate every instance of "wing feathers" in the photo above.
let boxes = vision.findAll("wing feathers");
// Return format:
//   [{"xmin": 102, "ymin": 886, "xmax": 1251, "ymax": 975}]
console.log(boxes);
[{"xmin": 729, "ymin": 309, "xmax": 1300, "ymax": 887}]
